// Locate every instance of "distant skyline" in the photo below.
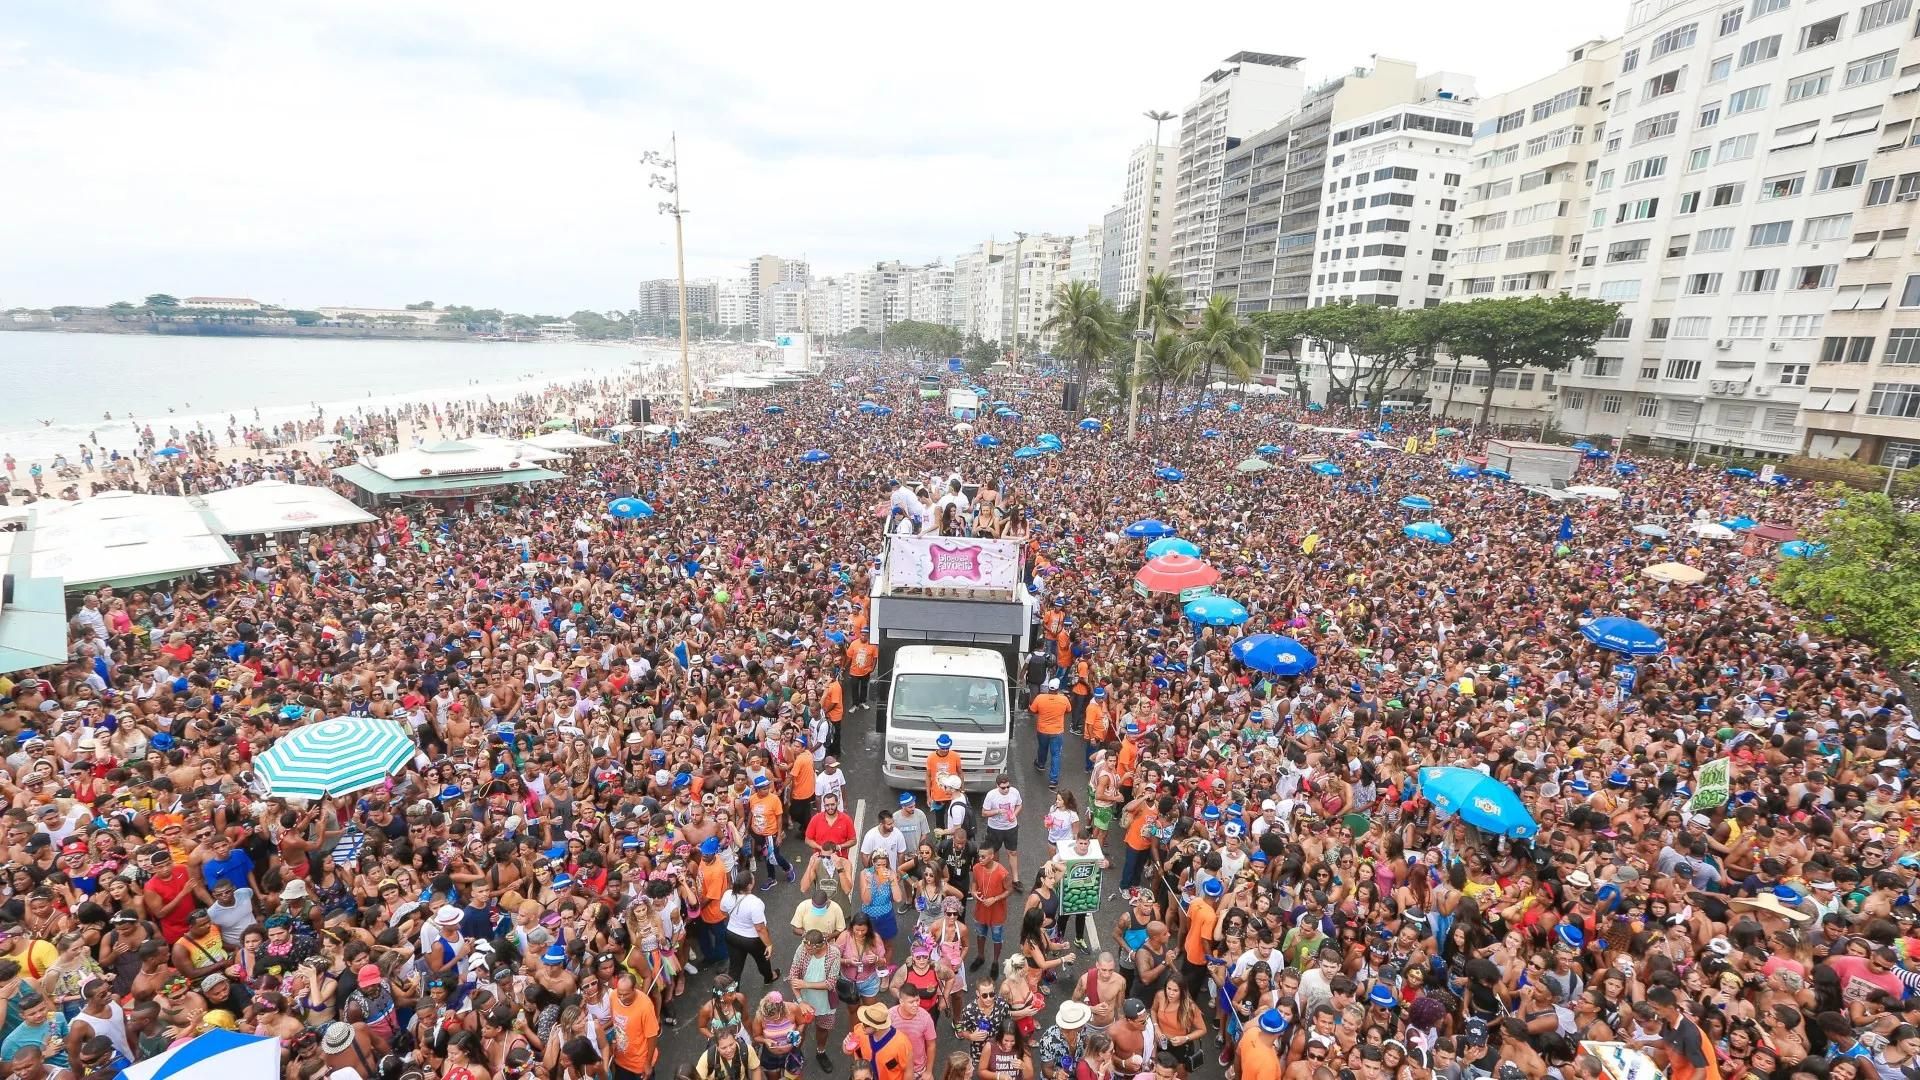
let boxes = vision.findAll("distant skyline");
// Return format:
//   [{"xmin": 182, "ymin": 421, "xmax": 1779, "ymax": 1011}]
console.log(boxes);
[{"xmin": 0, "ymin": 0, "xmax": 1612, "ymax": 313}]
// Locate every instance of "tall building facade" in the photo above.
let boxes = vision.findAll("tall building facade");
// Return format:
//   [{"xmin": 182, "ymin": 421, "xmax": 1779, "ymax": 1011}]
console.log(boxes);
[
  {"xmin": 1435, "ymin": 39, "xmax": 1620, "ymax": 423},
  {"xmin": 1105, "ymin": 144, "xmax": 1177, "ymax": 311},
  {"xmin": 1170, "ymin": 53, "xmax": 1309, "ymax": 307},
  {"xmin": 901, "ymin": 262, "xmax": 958, "ymax": 328},
  {"xmin": 1067, "ymin": 225, "xmax": 1103, "ymax": 289},
  {"xmin": 637, "ymin": 278, "xmax": 716, "ymax": 322},
  {"xmin": 1798, "ymin": 33, "xmax": 1920, "ymax": 465},
  {"xmin": 1554, "ymin": 0, "xmax": 1918, "ymax": 458}
]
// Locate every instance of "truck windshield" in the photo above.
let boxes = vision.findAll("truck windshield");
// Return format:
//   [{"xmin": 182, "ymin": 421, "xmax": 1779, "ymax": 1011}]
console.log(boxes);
[{"xmin": 890, "ymin": 674, "xmax": 1006, "ymax": 733}]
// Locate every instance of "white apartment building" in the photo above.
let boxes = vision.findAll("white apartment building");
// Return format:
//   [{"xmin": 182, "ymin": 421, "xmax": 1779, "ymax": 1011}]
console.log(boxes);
[
  {"xmin": 1556, "ymin": 0, "xmax": 1918, "ymax": 458},
  {"xmin": 1067, "ymin": 225, "xmax": 1103, "ymax": 289},
  {"xmin": 973, "ymin": 234, "xmax": 1073, "ymax": 349},
  {"xmin": 1800, "ymin": 31, "xmax": 1920, "ymax": 465},
  {"xmin": 952, "ymin": 240, "xmax": 1013, "ymax": 341},
  {"xmin": 715, "ymin": 279, "xmax": 754, "ymax": 329},
  {"xmin": 1437, "ymin": 39, "xmax": 1621, "ymax": 424},
  {"xmin": 901, "ymin": 262, "xmax": 958, "ymax": 328},
  {"xmin": 806, "ymin": 277, "xmax": 846, "ymax": 338},
  {"xmin": 1105, "ymin": 144, "xmax": 1177, "ymax": 310},
  {"xmin": 1170, "ymin": 53, "xmax": 1308, "ymax": 307}
]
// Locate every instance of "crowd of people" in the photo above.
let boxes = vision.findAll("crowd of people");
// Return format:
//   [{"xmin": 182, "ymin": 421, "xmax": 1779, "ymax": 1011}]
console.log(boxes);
[{"xmin": 0, "ymin": 355, "xmax": 1913, "ymax": 1080}]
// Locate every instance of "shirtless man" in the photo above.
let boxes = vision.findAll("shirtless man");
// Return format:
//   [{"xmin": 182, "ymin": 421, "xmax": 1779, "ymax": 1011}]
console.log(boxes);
[{"xmin": 1073, "ymin": 951, "xmax": 1128, "ymax": 1028}]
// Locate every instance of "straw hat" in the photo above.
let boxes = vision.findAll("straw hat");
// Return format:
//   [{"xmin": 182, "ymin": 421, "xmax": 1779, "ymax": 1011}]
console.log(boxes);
[
  {"xmin": 1728, "ymin": 893, "xmax": 1811, "ymax": 923},
  {"xmin": 858, "ymin": 1003, "xmax": 891, "ymax": 1028}
]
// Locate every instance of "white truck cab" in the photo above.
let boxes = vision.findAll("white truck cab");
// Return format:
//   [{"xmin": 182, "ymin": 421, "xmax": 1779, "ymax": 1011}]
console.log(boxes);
[{"xmin": 867, "ymin": 532, "xmax": 1031, "ymax": 794}]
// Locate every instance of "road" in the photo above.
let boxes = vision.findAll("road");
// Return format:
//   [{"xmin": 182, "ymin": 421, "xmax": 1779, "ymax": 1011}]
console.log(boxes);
[{"xmin": 652, "ymin": 701, "xmax": 1137, "ymax": 1073}]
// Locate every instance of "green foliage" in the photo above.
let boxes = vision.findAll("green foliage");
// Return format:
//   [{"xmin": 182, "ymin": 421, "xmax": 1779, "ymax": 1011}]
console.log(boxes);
[
  {"xmin": 405, "ymin": 300, "xmax": 436, "ymax": 310},
  {"xmin": 143, "ymin": 294, "xmax": 179, "ymax": 309},
  {"xmin": 1041, "ymin": 281, "xmax": 1120, "ymax": 387},
  {"xmin": 1773, "ymin": 489, "xmax": 1920, "ymax": 666},
  {"xmin": 842, "ymin": 327, "xmax": 878, "ymax": 350},
  {"xmin": 107, "ymin": 301, "xmax": 136, "ymax": 313},
  {"xmin": 883, "ymin": 320, "xmax": 963, "ymax": 361},
  {"xmin": 961, "ymin": 334, "xmax": 998, "ymax": 371},
  {"xmin": 49, "ymin": 306, "xmax": 83, "ymax": 317},
  {"xmin": 1429, "ymin": 295, "xmax": 1618, "ymax": 425},
  {"xmin": 287, "ymin": 310, "xmax": 324, "ymax": 326},
  {"xmin": 1178, "ymin": 296, "xmax": 1263, "ymax": 402},
  {"xmin": 1251, "ymin": 310, "xmax": 1311, "ymax": 402}
]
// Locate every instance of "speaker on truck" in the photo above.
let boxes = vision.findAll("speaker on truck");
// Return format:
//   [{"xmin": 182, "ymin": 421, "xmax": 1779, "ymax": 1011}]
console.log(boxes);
[{"xmin": 629, "ymin": 398, "xmax": 652, "ymax": 424}]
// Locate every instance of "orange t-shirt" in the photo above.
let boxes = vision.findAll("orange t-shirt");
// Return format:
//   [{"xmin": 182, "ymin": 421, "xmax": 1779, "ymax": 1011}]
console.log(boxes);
[
  {"xmin": 926, "ymin": 750, "xmax": 963, "ymax": 800},
  {"xmin": 749, "ymin": 791, "xmax": 783, "ymax": 837},
  {"xmin": 1124, "ymin": 805, "xmax": 1156, "ymax": 853},
  {"xmin": 789, "ymin": 752, "xmax": 816, "ymax": 801},
  {"xmin": 852, "ymin": 1024, "xmax": 914, "ymax": 1080},
  {"xmin": 848, "ymin": 642, "xmax": 877, "ymax": 677},
  {"xmin": 1054, "ymin": 631, "xmax": 1072, "ymax": 668},
  {"xmin": 1085, "ymin": 700, "xmax": 1110, "ymax": 744},
  {"xmin": 1030, "ymin": 692, "xmax": 1070, "ymax": 736},
  {"xmin": 822, "ymin": 681, "xmax": 845, "ymax": 724},
  {"xmin": 611, "ymin": 987, "xmax": 661, "ymax": 1075},
  {"xmin": 700, "ymin": 860, "xmax": 729, "ymax": 923},
  {"xmin": 1237, "ymin": 1036, "xmax": 1281, "ymax": 1080},
  {"xmin": 1184, "ymin": 897, "xmax": 1217, "ymax": 965}
]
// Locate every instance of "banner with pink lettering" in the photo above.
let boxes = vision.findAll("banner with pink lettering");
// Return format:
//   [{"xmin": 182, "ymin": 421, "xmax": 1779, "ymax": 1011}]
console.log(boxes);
[{"xmin": 887, "ymin": 535, "xmax": 1022, "ymax": 591}]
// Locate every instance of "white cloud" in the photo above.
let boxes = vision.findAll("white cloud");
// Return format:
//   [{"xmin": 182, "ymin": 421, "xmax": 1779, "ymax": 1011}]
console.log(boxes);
[{"xmin": 0, "ymin": 0, "xmax": 1611, "ymax": 312}]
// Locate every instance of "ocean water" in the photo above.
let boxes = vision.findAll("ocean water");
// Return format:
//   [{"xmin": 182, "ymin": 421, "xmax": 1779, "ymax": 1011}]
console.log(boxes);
[{"xmin": 0, "ymin": 332, "xmax": 669, "ymax": 462}]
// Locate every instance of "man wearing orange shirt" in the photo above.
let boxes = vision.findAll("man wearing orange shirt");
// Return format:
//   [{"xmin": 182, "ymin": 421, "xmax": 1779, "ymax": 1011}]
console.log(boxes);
[
  {"xmin": 847, "ymin": 638, "xmax": 878, "ymax": 707},
  {"xmin": 1082, "ymin": 686, "xmax": 1110, "ymax": 771},
  {"xmin": 786, "ymin": 732, "xmax": 817, "ymax": 830},
  {"xmin": 847, "ymin": 1003, "xmax": 914, "ymax": 1080},
  {"xmin": 925, "ymin": 734, "xmax": 965, "ymax": 816},
  {"xmin": 1183, "ymin": 877, "xmax": 1222, "ymax": 1002},
  {"xmin": 610, "ymin": 970, "xmax": 661, "ymax": 1080},
  {"xmin": 821, "ymin": 674, "xmax": 845, "ymax": 755},
  {"xmin": 695, "ymin": 836, "xmax": 730, "ymax": 968},
  {"xmin": 747, "ymin": 775, "xmax": 794, "ymax": 890},
  {"xmin": 1029, "ymin": 678, "xmax": 1071, "ymax": 789},
  {"xmin": 1237, "ymin": 1008, "xmax": 1287, "ymax": 1080}
]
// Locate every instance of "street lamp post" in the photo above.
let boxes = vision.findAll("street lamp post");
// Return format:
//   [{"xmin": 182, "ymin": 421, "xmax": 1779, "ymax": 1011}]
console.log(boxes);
[
  {"xmin": 1127, "ymin": 109, "xmax": 1176, "ymax": 443},
  {"xmin": 1537, "ymin": 393, "xmax": 1558, "ymax": 442},
  {"xmin": 1688, "ymin": 395, "xmax": 1709, "ymax": 466},
  {"xmin": 641, "ymin": 135, "xmax": 693, "ymax": 419},
  {"xmin": 1885, "ymin": 448, "xmax": 1913, "ymax": 497},
  {"xmin": 1009, "ymin": 231, "xmax": 1028, "ymax": 373}
]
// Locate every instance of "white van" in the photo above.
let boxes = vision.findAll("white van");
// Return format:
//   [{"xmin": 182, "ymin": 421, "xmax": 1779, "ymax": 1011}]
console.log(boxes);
[{"xmin": 882, "ymin": 644, "xmax": 1012, "ymax": 793}]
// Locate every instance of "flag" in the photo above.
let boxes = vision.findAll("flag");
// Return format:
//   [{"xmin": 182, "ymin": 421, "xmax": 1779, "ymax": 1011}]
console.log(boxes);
[
  {"xmin": 1302, "ymin": 534, "xmax": 1320, "ymax": 555},
  {"xmin": 672, "ymin": 641, "xmax": 691, "ymax": 671},
  {"xmin": 1557, "ymin": 515, "xmax": 1575, "ymax": 542},
  {"xmin": 1687, "ymin": 756, "xmax": 1732, "ymax": 812},
  {"xmin": 1405, "ymin": 436, "xmax": 1419, "ymax": 454}
]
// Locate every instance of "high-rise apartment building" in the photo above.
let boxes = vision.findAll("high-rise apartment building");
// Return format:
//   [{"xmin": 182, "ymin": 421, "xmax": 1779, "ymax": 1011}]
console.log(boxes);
[
  {"xmin": 1170, "ymin": 53, "xmax": 1308, "ymax": 307},
  {"xmin": 953, "ymin": 240, "xmax": 1012, "ymax": 341},
  {"xmin": 1799, "ymin": 33, "xmax": 1920, "ymax": 466},
  {"xmin": 1067, "ymin": 225, "xmax": 1103, "ymax": 289},
  {"xmin": 636, "ymin": 277, "xmax": 717, "ymax": 323},
  {"xmin": 900, "ymin": 262, "xmax": 958, "ymax": 328},
  {"xmin": 1103, "ymin": 144, "xmax": 1177, "ymax": 311},
  {"xmin": 1555, "ymin": 0, "xmax": 1917, "ymax": 458},
  {"xmin": 715, "ymin": 279, "xmax": 754, "ymax": 329},
  {"xmin": 1435, "ymin": 40, "xmax": 1619, "ymax": 423},
  {"xmin": 807, "ymin": 277, "xmax": 846, "ymax": 338}
]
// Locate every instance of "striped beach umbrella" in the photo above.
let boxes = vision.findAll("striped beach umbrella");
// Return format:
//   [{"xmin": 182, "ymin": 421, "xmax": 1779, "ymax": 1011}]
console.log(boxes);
[{"xmin": 256, "ymin": 718, "xmax": 417, "ymax": 799}]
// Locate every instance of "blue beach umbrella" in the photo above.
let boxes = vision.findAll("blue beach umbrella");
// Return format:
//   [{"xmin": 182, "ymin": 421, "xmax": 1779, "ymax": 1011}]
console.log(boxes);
[
  {"xmin": 763, "ymin": 405, "xmax": 785, "ymax": 414},
  {"xmin": 1482, "ymin": 467, "xmax": 1511, "ymax": 480},
  {"xmin": 1417, "ymin": 767, "xmax": 1539, "ymax": 839},
  {"xmin": 1013, "ymin": 446, "xmax": 1044, "ymax": 459},
  {"xmin": 1403, "ymin": 521, "xmax": 1454, "ymax": 544},
  {"xmin": 991, "ymin": 400, "xmax": 1009, "ymax": 407},
  {"xmin": 1078, "ymin": 418, "xmax": 1102, "ymax": 432},
  {"xmin": 857, "ymin": 401, "xmax": 881, "ymax": 413},
  {"xmin": 1571, "ymin": 441, "xmax": 1595, "ymax": 451},
  {"xmin": 1310, "ymin": 461, "xmax": 1343, "ymax": 477},
  {"xmin": 1231, "ymin": 634, "xmax": 1317, "ymax": 677},
  {"xmin": 1201, "ymin": 428, "xmax": 1223, "ymax": 439},
  {"xmin": 1779, "ymin": 540, "xmax": 1826, "ymax": 558},
  {"xmin": 607, "ymin": 497, "xmax": 654, "ymax": 520},
  {"xmin": 1449, "ymin": 464, "xmax": 1480, "ymax": 479},
  {"xmin": 1726, "ymin": 466, "xmax": 1757, "ymax": 478},
  {"xmin": 1306, "ymin": 403, "xmax": 1325, "ymax": 412},
  {"xmin": 1227, "ymin": 402, "xmax": 1244, "ymax": 413},
  {"xmin": 872, "ymin": 405, "xmax": 893, "ymax": 417},
  {"xmin": 1580, "ymin": 615, "xmax": 1666, "ymax": 656},
  {"xmin": 1184, "ymin": 595, "xmax": 1250, "ymax": 627},
  {"xmin": 1256, "ymin": 444, "xmax": 1281, "ymax": 456},
  {"xmin": 1721, "ymin": 515, "xmax": 1758, "ymax": 531},
  {"xmin": 1123, "ymin": 518, "xmax": 1176, "ymax": 539},
  {"xmin": 1034, "ymin": 433, "xmax": 1063, "ymax": 451},
  {"xmin": 1398, "ymin": 495, "xmax": 1435, "ymax": 511},
  {"xmin": 154, "ymin": 446, "xmax": 184, "ymax": 457},
  {"xmin": 1146, "ymin": 536, "xmax": 1202, "ymax": 559},
  {"xmin": 798, "ymin": 449, "xmax": 831, "ymax": 464},
  {"xmin": 1155, "ymin": 467, "xmax": 1186, "ymax": 482},
  {"xmin": 975, "ymin": 434, "xmax": 1002, "ymax": 448},
  {"xmin": 1614, "ymin": 461, "xmax": 1639, "ymax": 475}
]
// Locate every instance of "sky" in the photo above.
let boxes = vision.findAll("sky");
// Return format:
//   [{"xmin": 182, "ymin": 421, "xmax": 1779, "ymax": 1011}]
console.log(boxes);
[{"xmin": 0, "ymin": 0, "xmax": 1615, "ymax": 314}]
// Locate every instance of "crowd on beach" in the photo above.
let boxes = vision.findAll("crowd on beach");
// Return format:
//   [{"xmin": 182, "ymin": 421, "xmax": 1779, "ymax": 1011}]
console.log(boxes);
[{"xmin": 0, "ymin": 355, "xmax": 1914, "ymax": 1080}]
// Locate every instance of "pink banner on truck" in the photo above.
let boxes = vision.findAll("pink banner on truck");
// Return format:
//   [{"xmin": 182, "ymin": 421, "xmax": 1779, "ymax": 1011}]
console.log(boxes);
[{"xmin": 888, "ymin": 535, "xmax": 1021, "ymax": 590}]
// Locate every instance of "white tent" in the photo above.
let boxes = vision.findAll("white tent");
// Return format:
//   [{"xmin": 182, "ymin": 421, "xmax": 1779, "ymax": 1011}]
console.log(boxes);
[
  {"xmin": 454, "ymin": 434, "xmax": 571, "ymax": 463},
  {"xmin": 368, "ymin": 439, "xmax": 557, "ymax": 477},
  {"xmin": 196, "ymin": 480, "xmax": 376, "ymax": 535},
  {"xmin": 525, "ymin": 430, "xmax": 614, "ymax": 451},
  {"xmin": 23, "ymin": 490, "xmax": 238, "ymax": 589}
]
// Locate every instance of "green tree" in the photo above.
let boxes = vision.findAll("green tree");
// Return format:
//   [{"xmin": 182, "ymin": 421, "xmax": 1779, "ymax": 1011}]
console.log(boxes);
[
  {"xmin": 1291, "ymin": 302, "xmax": 1384, "ymax": 406},
  {"xmin": 1041, "ymin": 281, "xmax": 1120, "ymax": 389},
  {"xmin": 1773, "ymin": 490, "xmax": 1920, "ymax": 665},
  {"xmin": 1250, "ymin": 310, "xmax": 1311, "ymax": 403},
  {"xmin": 1354, "ymin": 307, "xmax": 1442, "ymax": 414},
  {"xmin": 143, "ymin": 294, "xmax": 180, "ymax": 309},
  {"xmin": 107, "ymin": 301, "xmax": 137, "ymax": 314},
  {"xmin": 1144, "ymin": 330, "xmax": 1196, "ymax": 415},
  {"xmin": 842, "ymin": 327, "xmax": 878, "ymax": 350},
  {"xmin": 288, "ymin": 310, "xmax": 324, "ymax": 325},
  {"xmin": 961, "ymin": 334, "xmax": 998, "ymax": 372},
  {"xmin": 1429, "ymin": 295, "xmax": 1619, "ymax": 425},
  {"xmin": 1177, "ymin": 295, "xmax": 1263, "ymax": 404},
  {"xmin": 405, "ymin": 300, "xmax": 436, "ymax": 310}
]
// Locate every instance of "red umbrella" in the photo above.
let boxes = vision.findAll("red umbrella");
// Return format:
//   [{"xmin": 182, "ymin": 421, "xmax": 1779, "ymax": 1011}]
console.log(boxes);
[
  {"xmin": 1749, "ymin": 522, "xmax": 1797, "ymax": 543},
  {"xmin": 921, "ymin": 440, "xmax": 949, "ymax": 451},
  {"xmin": 1134, "ymin": 554, "xmax": 1221, "ymax": 596}
]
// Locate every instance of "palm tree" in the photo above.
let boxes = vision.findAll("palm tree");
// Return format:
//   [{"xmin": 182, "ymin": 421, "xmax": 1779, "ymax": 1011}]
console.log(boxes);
[
  {"xmin": 1144, "ymin": 332, "xmax": 1192, "ymax": 416},
  {"xmin": 1138, "ymin": 272, "xmax": 1185, "ymax": 337},
  {"xmin": 1041, "ymin": 281, "xmax": 1120, "ymax": 390},
  {"xmin": 1177, "ymin": 295, "xmax": 1263, "ymax": 404}
]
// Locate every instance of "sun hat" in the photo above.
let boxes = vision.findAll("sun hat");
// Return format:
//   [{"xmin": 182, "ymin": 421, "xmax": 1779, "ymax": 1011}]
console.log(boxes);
[
  {"xmin": 1258, "ymin": 1008, "xmax": 1288, "ymax": 1034},
  {"xmin": 858, "ymin": 1003, "xmax": 891, "ymax": 1028},
  {"xmin": 322, "ymin": 1023, "xmax": 355, "ymax": 1054},
  {"xmin": 1056, "ymin": 1000, "xmax": 1092, "ymax": 1030}
]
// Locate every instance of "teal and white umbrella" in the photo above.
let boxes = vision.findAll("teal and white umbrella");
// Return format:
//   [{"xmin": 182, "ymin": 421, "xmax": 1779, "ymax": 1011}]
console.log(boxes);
[{"xmin": 256, "ymin": 718, "xmax": 416, "ymax": 799}]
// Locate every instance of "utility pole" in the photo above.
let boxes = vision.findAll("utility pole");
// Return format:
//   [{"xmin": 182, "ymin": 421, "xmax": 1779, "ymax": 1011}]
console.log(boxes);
[
  {"xmin": 1009, "ymin": 232, "xmax": 1027, "ymax": 374},
  {"xmin": 1688, "ymin": 396, "xmax": 1708, "ymax": 466},
  {"xmin": 1127, "ymin": 110, "xmax": 1175, "ymax": 442},
  {"xmin": 642, "ymin": 135, "xmax": 692, "ymax": 417},
  {"xmin": 1885, "ymin": 448, "xmax": 1911, "ymax": 497}
]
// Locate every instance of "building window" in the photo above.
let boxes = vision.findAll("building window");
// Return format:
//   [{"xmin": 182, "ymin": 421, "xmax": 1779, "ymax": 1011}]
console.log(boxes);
[
  {"xmin": 1633, "ymin": 112, "xmax": 1680, "ymax": 142},
  {"xmin": 1646, "ymin": 70, "xmax": 1684, "ymax": 98},
  {"xmin": 1739, "ymin": 34, "xmax": 1782, "ymax": 66},
  {"xmin": 1738, "ymin": 268, "xmax": 1781, "ymax": 292},
  {"xmin": 1717, "ymin": 134, "xmax": 1757, "ymax": 161},
  {"xmin": 1695, "ymin": 227, "xmax": 1735, "ymax": 252},
  {"xmin": 1728, "ymin": 84, "xmax": 1770, "ymax": 113},
  {"xmin": 1786, "ymin": 69, "xmax": 1832, "ymax": 100},
  {"xmin": 1888, "ymin": 328, "xmax": 1920, "ymax": 365},
  {"xmin": 1881, "ymin": 440, "xmax": 1920, "ymax": 467},
  {"xmin": 1821, "ymin": 335, "xmax": 1877, "ymax": 362},
  {"xmin": 1749, "ymin": 220, "xmax": 1793, "ymax": 246},
  {"xmin": 1653, "ymin": 23, "xmax": 1701, "ymax": 57},
  {"xmin": 1600, "ymin": 393, "xmax": 1625, "ymax": 414},
  {"xmin": 1792, "ymin": 264, "xmax": 1836, "ymax": 289},
  {"xmin": 1671, "ymin": 399, "xmax": 1703, "ymax": 423},
  {"xmin": 1605, "ymin": 316, "xmax": 1636, "ymax": 338},
  {"xmin": 1799, "ymin": 16, "xmax": 1842, "ymax": 48},
  {"xmin": 1638, "ymin": 397, "xmax": 1663, "ymax": 417},
  {"xmin": 1728, "ymin": 314, "xmax": 1768, "ymax": 337},
  {"xmin": 1599, "ymin": 279, "xmax": 1643, "ymax": 301},
  {"xmin": 1675, "ymin": 316, "xmax": 1713, "ymax": 338},
  {"xmin": 1857, "ymin": 0, "xmax": 1913, "ymax": 32},
  {"xmin": 1817, "ymin": 161, "xmax": 1867, "ymax": 190},
  {"xmin": 1844, "ymin": 50, "xmax": 1898, "ymax": 86},
  {"xmin": 1721, "ymin": 6, "xmax": 1746, "ymax": 34},
  {"xmin": 1904, "ymin": 274, "xmax": 1920, "ymax": 307},
  {"xmin": 1626, "ymin": 156, "xmax": 1668, "ymax": 181},
  {"xmin": 1761, "ymin": 173, "xmax": 1804, "ymax": 200},
  {"xmin": 1752, "ymin": 0, "xmax": 1789, "ymax": 16},
  {"xmin": 1764, "ymin": 406, "xmax": 1801, "ymax": 432},
  {"xmin": 1679, "ymin": 190, "xmax": 1702, "ymax": 213},
  {"xmin": 1566, "ymin": 390, "xmax": 1587, "ymax": 410},
  {"xmin": 1668, "ymin": 234, "xmax": 1692, "ymax": 257},
  {"xmin": 1709, "ymin": 54, "xmax": 1734, "ymax": 82},
  {"xmin": 1622, "ymin": 49, "xmax": 1642, "ymax": 73},
  {"xmin": 1651, "ymin": 317, "xmax": 1673, "ymax": 339},
  {"xmin": 1667, "ymin": 357, "xmax": 1705, "ymax": 380},
  {"xmin": 1778, "ymin": 313, "xmax": 1823, "ymax": 337},
  {"xmin": 1778, "ymin": 363, "xmax": 1812, "ymax": 385},
  {"xmin": 1867, "ymin": 382, "xmax": 1920, "ymax": 418},
  {"xmin": 1803, "ymin": 213, "xmax": 1852, "ymax": 242}
]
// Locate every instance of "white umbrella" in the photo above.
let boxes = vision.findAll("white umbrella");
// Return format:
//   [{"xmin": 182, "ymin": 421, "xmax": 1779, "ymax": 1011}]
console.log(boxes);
[
  {"xmin": 1632, "ymin": 523, "xmax": 1669, "ymax": 538},
  {"xmin": 954, "ymin": 422, "xmax": 974, "ymax": 434},
  {"xmin": 1686, "ymin": 521, "xmax": 1737, "ymax": 540},
  {"xmin": 1566, "ymin": 485, "xmax": 1622, "ymax": 501},
  {"xmin": 700, "ymin": 436, "xmax": 734, "ymax": 450},
  {"xmin": 1523, "ymin": 486, "xmax": 1577, "ymax": 502},
  {"xmin": 123, "ymin": 1029, "xmax": 280, "ymax": 1080},
  {"xmin": 312, "ymin": 433, "xmax": 348, "ymax": 444},
  {"xmin": 610, "ymin": 423, "xmax": 637, "ymax": 433}
]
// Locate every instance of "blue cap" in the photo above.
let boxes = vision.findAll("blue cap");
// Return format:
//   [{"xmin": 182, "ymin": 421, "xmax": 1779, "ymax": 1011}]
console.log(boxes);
[
  {"xmin": 553, "ymin": 873, "xmax": 574, "ymax": 889},
  {"xmin": 673, "ymin": 772, "xmax": 693, "ymax": 789},
  {"xmin": 898, "ymin": 791, "xmax": 916, "ymax": 806},
  {"xmin": 1368, "ymin": 985, "xmax": 1396, "ymax": 1008},
  {"xmin": 1250, "ymin": 851, "xmax": 1269, "ymax": 863},
  {"xmin": 1569, "ymin": 778, "xmax": 1592, "ymax": 795},
  {"xmin": 150, "ymin": 733, "xmax": 176, "ymax": 751},
  {"xmin": 1092, "ymin": 688, "xmax": 1106, "ymax": 699},
  {"xmin": 752, "ymin": 775, "xmax": 770, "ymax": 789},
  {"xmin": 935, "ymin": 734, "xmax": 953, "ymax": 749},
  {"xmin": 1201, "ymin": 878, "xmax": 1223, "ymax": 897},
  {"xmin": 1201, "ymin": 806, "xmax": 1222, "ymax": 821},
  {"xmin": 1258, "ymin": 1009, "xmax": 1288, "ymax": 1034},
  {"xmin": 698, "ymin": 837, "xmax": 722, "ymax": 856},
  {"xmin": 1607, "ymin": 770, "xmax": 1630, "ymax": 788},
  {"xmin": 1774, "ymin": 884, "xmax": 1802, "ymax": 903},
  {"xmin": 438, "ymin": 785, "xmax": 463, "ymax": 801},
  {"xmin": 542, "ymin": 944, "xmax": 568, "ymax": 965},
  {"xmin": 620, "ymin": 836, "xmax": 640, "ymax": 850},
  {"xmin": 545, "ymin": 845, "xmax": 568, "ymax": 860},
  {"xmin": 1556, "ymin": 924, "xmax": 1584, "ymax": 948}
]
